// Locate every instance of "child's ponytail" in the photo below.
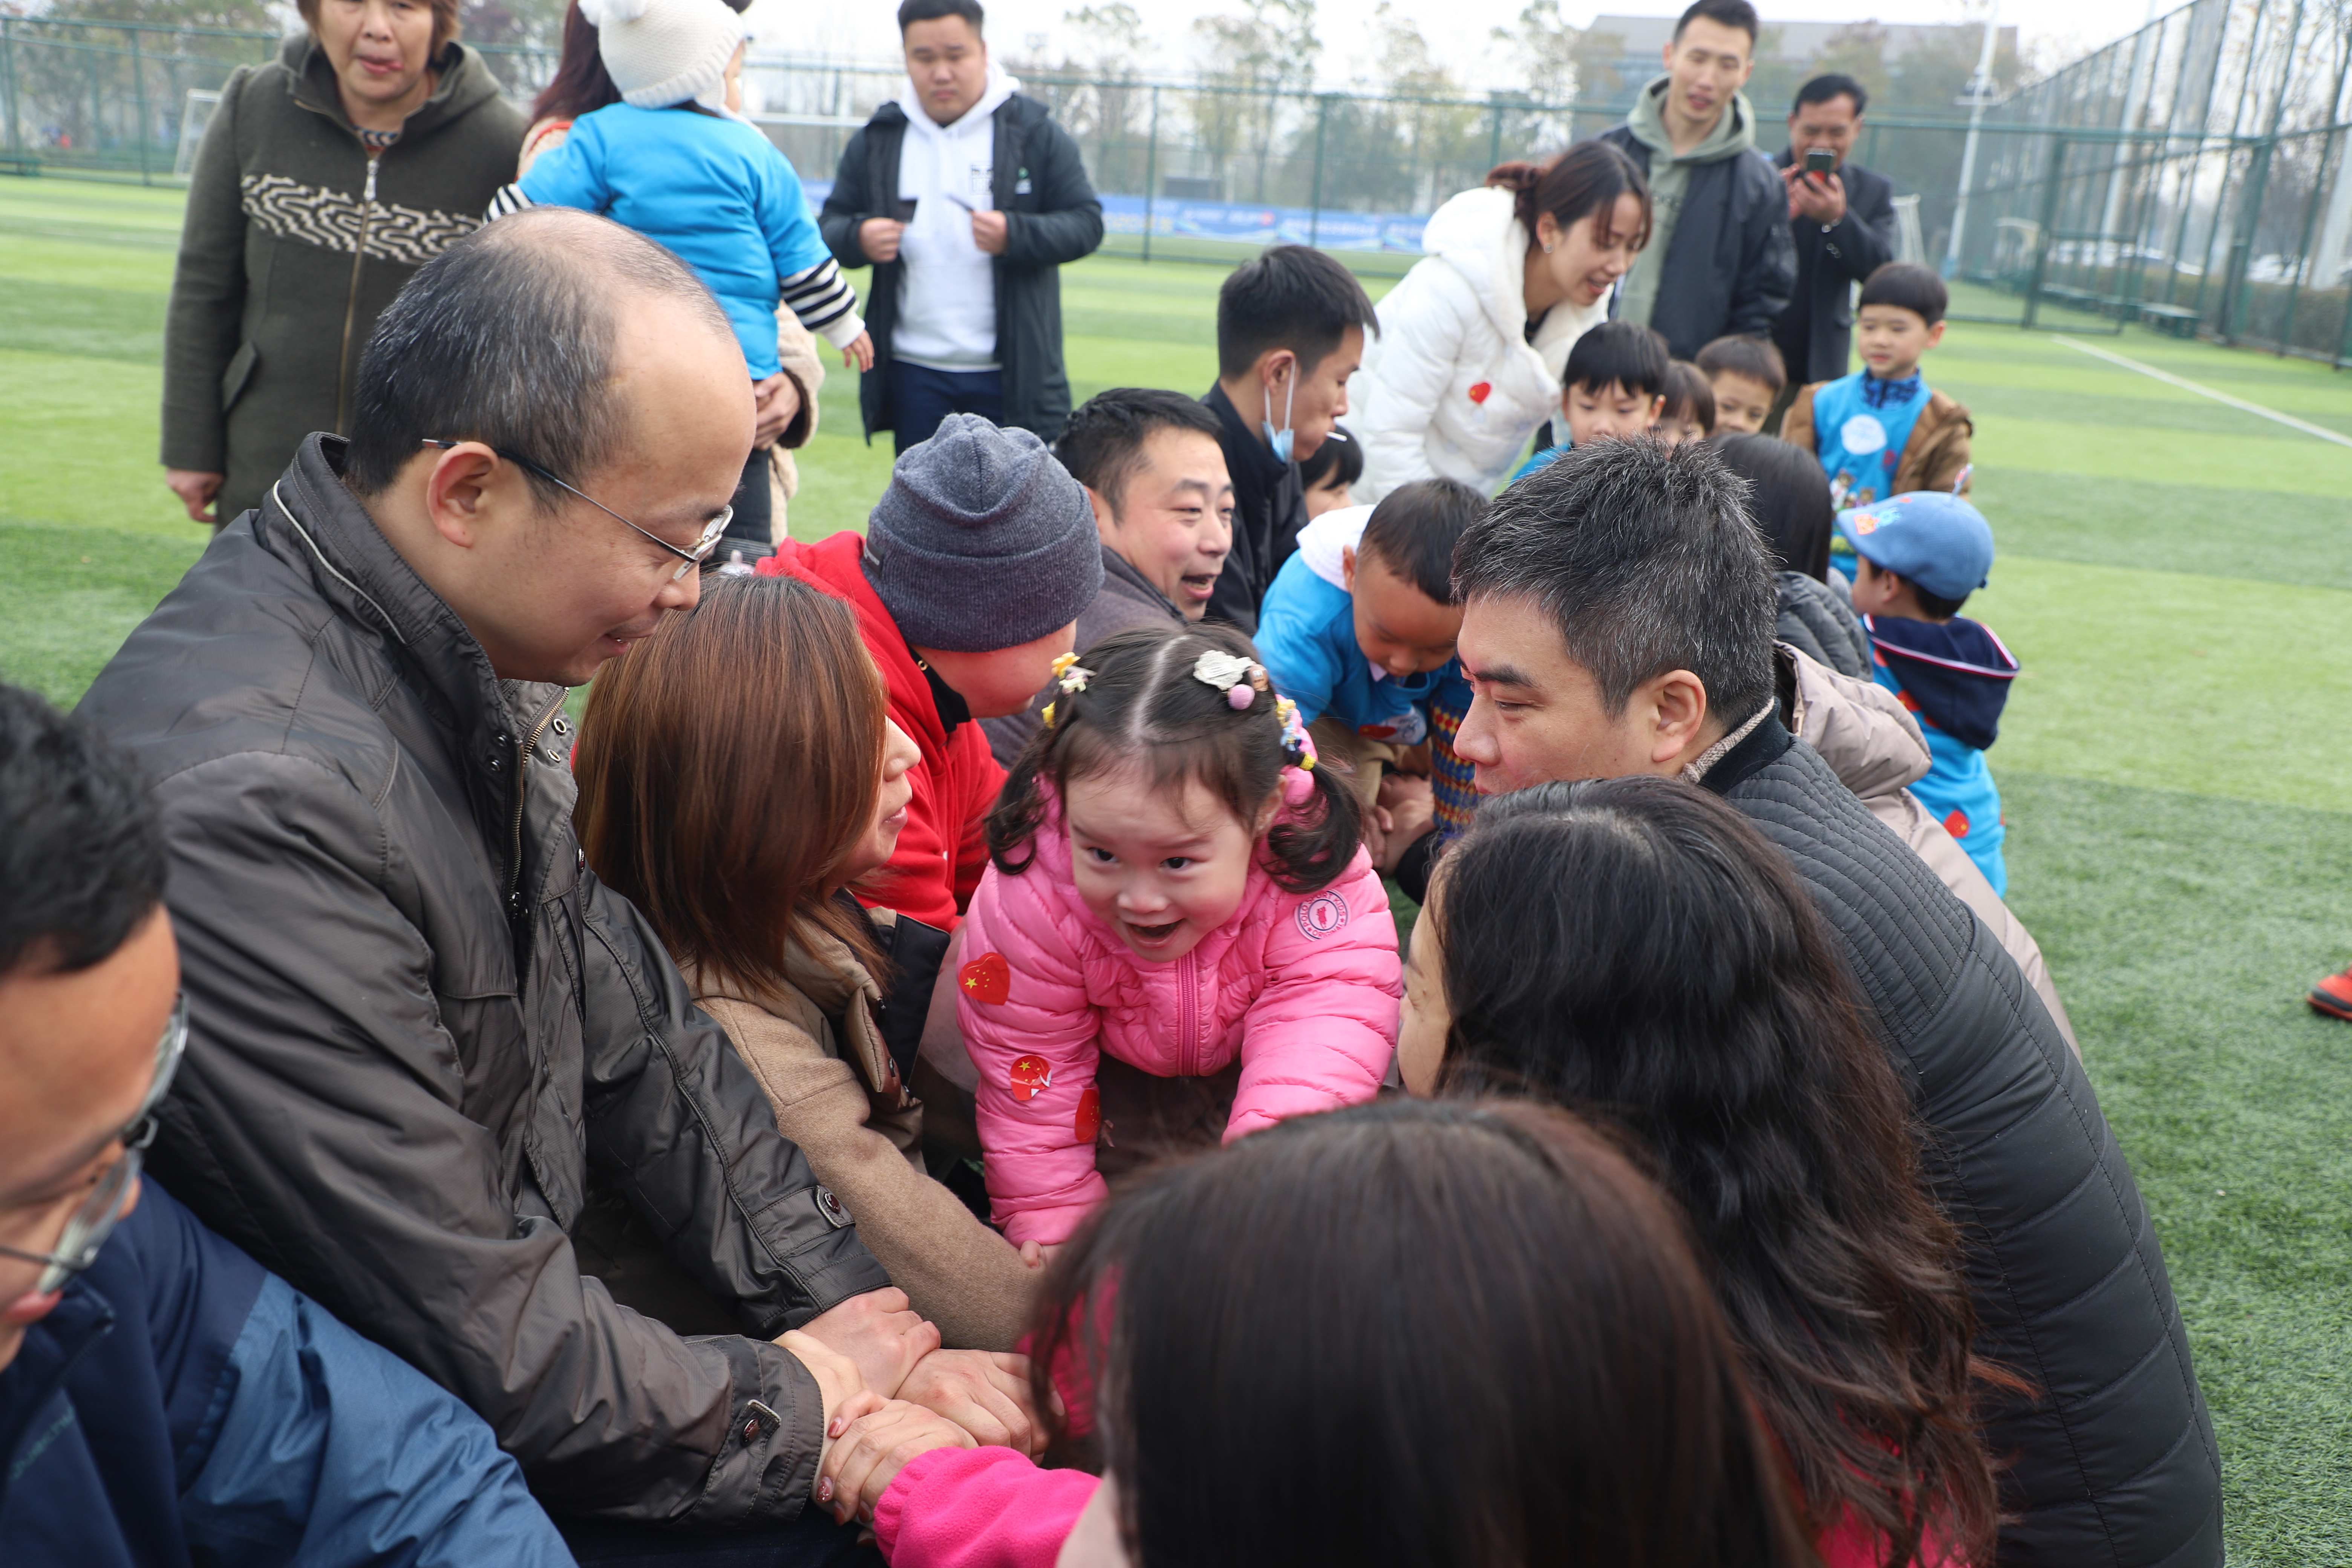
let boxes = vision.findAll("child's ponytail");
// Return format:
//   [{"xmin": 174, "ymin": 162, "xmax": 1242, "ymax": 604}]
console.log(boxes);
[{"xmin": 983, "ymin": 626, "xmax": 1364, "ymax": 894}]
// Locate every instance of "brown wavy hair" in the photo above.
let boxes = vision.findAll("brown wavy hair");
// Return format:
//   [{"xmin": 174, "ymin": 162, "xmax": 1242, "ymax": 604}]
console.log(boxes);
[
  {"xmin": 530, "ymin": 0, "xmax": 622, "ymax": 126},
  {"xmin": 575, "ymin": 574, "xmax": 889, "ymax": 994},
  {"xmin": 1430, "ymin": 776, "xmax": 2019, "ymax": 1566}
]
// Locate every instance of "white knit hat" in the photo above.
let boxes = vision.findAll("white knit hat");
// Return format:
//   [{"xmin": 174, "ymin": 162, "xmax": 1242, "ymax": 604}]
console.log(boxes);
[{"xmin": 579, "ymin": 0, "xmax": 746, "ymax": 111}]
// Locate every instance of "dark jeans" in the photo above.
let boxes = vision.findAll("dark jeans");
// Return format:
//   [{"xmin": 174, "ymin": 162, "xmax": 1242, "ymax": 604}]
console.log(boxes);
[
  {"xmin": 890, "ymin": 360, "xmax": 1004, "ymax": 454},
  {"xmin": 723, "ymin": 444, "xmax": 773, "ymax": 558},
  {"xmin": 558, "ymin": 1510, "xmax": 882, "ymax": 1567}
]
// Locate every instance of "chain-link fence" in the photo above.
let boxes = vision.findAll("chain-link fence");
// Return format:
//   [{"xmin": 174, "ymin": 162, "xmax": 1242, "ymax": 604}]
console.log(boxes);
[{"xmin": 8, "ymin": 3, "xmax": 2352, "ymax": 360}]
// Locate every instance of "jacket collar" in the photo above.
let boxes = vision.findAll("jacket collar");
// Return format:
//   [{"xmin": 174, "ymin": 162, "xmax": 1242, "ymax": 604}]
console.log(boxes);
[
  {"xmin": 263, "ymin": 435, "xmax": 559, "ymax": 765},
  {"xmin": 1098, "ymin": 543, "xmax": 1185, "ymax": 621},
  {"xmin": 1202, "ymin": 382, "xmax": 1289, "ymax": 490},
  {"xmin": 1694, "ymin": 708, "xmax": 1797, "ymax": 797},
  {"xmin": 285, "ymin": 32, "xmax": 503, "ymax": 142},
  {"xmin": 1626, "ymin": 73, "xmax": 1756, "ymax": 164},
  {"xmin": 0, "ymin": 1281, "xmax": 115, "ymax": 1504}
]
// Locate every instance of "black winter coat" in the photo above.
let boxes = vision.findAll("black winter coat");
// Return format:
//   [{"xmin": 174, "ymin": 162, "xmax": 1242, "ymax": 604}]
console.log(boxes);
[
  {"xmin": 77, "ymin": 437, "xmax": 893, "ymax": 1530},
  {"xmin": 1770, "ymin": 151, "xmax": 1899, "ymax": 384},
  {"xmin": 1598, "ymin": 123, "xmax": 1795, "ymax": 360},
  {"xmin": 1701, "ymin": 715, "xmax": 2222, "ymax": 1567},
  {"xmin": 1201, "ymin": 380, "xmax": 1304, "ymax": 635},
  {"xmin": 819, "ymin": 94, "xmax": 1103, "ymax": 443}
]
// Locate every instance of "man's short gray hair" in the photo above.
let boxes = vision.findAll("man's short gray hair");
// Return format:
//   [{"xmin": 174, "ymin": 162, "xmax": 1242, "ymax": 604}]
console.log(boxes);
[
  {"xmin": 343, "ymin": 207, "xmax": 734, "ymax": 506},
  {"xmin": 1452, "ymin": 437, "xmax": 1779, "ymax": 724}
]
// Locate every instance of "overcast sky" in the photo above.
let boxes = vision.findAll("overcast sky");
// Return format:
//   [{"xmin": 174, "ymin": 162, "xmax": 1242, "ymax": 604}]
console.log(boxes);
[{"xmin": 760, "ymin": 0, "xmax": 2177, "ymax": 87}]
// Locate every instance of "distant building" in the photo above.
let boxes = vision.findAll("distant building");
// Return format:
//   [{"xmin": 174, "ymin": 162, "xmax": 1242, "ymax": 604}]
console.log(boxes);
[{"xmin": 1582, "ymin": 15, "xmax": 2017, "ymax": 114}]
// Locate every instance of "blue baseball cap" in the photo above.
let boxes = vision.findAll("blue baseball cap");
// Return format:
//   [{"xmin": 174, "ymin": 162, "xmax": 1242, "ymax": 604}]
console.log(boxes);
[{"xmin": 1833, "ymin": 492, "xmax": 1995, "ymax": 602}]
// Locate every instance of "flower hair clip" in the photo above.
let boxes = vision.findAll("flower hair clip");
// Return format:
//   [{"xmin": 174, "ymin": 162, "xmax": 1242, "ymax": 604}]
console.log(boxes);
[
  {"xmin": 1053, "ymin": 652, "xmax": 1094, "ymax": 695},
  {"xmin": 1193, "ymin": 649, "xmax": 1271, "ymax": 710},
  {"xmin": 1274, "ymin": 695, "xmax": 1318, "ymax": 805}
]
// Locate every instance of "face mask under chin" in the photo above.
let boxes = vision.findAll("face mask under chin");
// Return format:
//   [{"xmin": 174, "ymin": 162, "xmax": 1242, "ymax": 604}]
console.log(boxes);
[{"xmin": 1261, "ymin": 368, "xmax": 1297, "ymax": 466}]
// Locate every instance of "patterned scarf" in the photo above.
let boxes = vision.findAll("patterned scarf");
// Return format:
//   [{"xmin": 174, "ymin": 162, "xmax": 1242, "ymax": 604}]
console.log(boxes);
[{"xmin": 1861, "ymin": 371, "xmax": 1923, "ymax": 409}]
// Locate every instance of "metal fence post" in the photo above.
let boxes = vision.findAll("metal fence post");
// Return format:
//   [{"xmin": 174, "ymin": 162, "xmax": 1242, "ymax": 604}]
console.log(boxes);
[
  {"xmin": 1141, "ymin": 84, "xmax": 1158, "ymax": 264},
  {"xmin": 0, "ymin": 18, "xmax": 18, "ymax": 165},
  {"xmin": 2022, "ymin": 136, "xmax": 2067, "ymax": 328},
  {"xmin": 1309, "ymin": 93, "xmax": 1328, "ymax": 248},
  {"xmin": 1486, "ymin": 96, "xmax": 1501, "ymax": 175},
  {"xmin": 130, "ymin": 26, "xmax": 152, "ymax": 184}
]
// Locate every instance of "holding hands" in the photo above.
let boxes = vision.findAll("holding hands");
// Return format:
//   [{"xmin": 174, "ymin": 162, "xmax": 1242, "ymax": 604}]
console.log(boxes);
[{"xmin": 813, "ymin": 1349, "xmax": 1050, "ymax": 1524}]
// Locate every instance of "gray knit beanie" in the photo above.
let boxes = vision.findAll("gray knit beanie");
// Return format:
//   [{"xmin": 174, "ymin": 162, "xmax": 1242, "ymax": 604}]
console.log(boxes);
[{"xmin": 863, "ymin": 414, "xmax": 1104, "ymax": 652}]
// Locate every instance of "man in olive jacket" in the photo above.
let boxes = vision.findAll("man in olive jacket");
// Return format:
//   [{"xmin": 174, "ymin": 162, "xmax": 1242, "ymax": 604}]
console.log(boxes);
[
  {"xmin": 82, "ymin": 211, "xmax": 978, "ymax": 1550},
  {"xmin": 163, "ymin": 31, "xmax": 524, "ymax": 528},
  {"xmin": 819, "ymin": 0, "xmax": 1102, "ymax": 451}
]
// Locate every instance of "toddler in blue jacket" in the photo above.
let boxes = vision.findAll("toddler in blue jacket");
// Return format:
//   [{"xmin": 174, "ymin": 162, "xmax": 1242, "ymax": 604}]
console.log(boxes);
[
  {"xmin": 495, "ymin": 0, "xmax": 870, "ymax": 549},
  {"xmin": 1257, "ymin": 477, "xmax": 1487, "ymax": 868},
  {"xmin": 1838, "ymin": 491, "xmax": 2021, "ymax": 895}
]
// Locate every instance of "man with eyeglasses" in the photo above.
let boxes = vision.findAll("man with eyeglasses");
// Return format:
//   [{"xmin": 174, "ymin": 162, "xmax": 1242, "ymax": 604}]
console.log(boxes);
[
  {"xmin": 78, "ymin": 208, "xmax": 1040, "ymax": 1561},
  {"xmin": 0, "ymin": 684, "xmax": 574, "ymax": 1565}
]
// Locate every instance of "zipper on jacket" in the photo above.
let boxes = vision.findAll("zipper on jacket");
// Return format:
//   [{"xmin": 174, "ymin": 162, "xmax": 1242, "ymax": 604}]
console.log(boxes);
[
  {"xmin": 335, "ymin": 155, "xmax": 379, "ymax": 435},
  {"xmin": 1177, "ymin": 950, "xmax": 1199, "ymax": 1078},
  {"xmin": 507, "ymin": 692, "xmax": 565, "ymax": 927}
]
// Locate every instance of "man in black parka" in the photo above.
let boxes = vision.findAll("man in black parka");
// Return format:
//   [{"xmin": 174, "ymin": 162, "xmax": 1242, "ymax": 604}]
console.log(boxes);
[
  {"xmin": 819, "ymin": 0, "xmax": 1103, "ymax": 452},
  {"xmin": 78, "ymin": 209, "xmax": 1035, "ymax": 1557},
  {"xmin": 1448, "ymin": 437, "xmax": 2223, "ymax": 1568},
  {"xmin": 1770, "ymin": 73, "xmax": 1900, "ymax": 395}
]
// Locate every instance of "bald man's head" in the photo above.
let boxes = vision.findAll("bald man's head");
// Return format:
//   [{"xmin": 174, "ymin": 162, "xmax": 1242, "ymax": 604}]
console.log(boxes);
[{"xmin": 343, "ymin": 207, "xmax": 740, "ymax": 508}]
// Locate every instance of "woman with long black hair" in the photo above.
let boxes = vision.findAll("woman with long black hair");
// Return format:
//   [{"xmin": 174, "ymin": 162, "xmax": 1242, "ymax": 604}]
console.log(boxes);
[{"xmin": 1399, "ymin": 775, "xmax": 2011, "ymax": 1568}]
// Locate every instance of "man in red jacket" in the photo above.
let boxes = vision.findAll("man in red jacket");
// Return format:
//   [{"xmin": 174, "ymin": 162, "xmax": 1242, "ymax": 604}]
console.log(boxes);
[{"xmin": 763, "ymin": 413, "xmax": 1100, "ymax": 928}]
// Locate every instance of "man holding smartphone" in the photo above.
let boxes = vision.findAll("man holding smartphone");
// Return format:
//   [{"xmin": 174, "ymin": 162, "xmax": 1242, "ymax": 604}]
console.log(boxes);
[{"xmin": 1769, "ymin": 74, "xmax": 1901, "ymax": 423}]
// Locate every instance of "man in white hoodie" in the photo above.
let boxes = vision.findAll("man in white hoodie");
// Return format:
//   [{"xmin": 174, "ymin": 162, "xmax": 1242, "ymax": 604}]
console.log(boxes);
[{"xmin": 820, "ymin": 0, "xmax": 1104, "ymax": 453}]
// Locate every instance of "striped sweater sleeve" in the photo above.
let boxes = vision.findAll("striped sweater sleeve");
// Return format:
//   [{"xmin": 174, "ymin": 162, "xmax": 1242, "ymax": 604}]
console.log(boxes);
[{"xmin": 780, "ymin": 256, "xmax": 864, "ymax": 349}]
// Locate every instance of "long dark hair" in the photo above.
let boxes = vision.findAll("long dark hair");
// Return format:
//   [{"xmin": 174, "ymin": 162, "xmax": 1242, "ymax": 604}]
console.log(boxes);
[
  {"xmin": 574, "ymin": 575, "xmax": 891, "ymax": 992},
  {"xmin": 985, "ymin": 624, "xmax": 1360, "ymax": 894},
  {"xmin": 530, "ymin": 0, "xmax": 621, "ymax": 125},
  {"xmin": 1717, "ymin": 431, "xmax": 1835, "ymax": 580},
  {"xmin": 1486, "ymin": 139, "xmax": 1652, "ymax": 250},
  {"xmin": 1027, "ymin": 1097, "xmax": 1820, "ymax": 1568},
  {"xmin": 1428, "ymin": 778, "xmax": 2007, "ymax": 1566}
]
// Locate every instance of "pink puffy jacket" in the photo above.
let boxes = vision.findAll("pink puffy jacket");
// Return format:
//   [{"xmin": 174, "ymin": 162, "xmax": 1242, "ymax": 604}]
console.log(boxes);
[{"xmin": 956, "ymin": 807, "xmax": 1402, "ymax": 1246}]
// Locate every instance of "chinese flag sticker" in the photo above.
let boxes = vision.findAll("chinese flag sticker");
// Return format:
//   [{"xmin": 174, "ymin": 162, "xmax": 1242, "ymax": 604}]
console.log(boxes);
[
  {"xmin": 1467, "ymin": 380, "xmax": 1491, "ymax": 404},
  {"xmin": 1010, "ymin": 1055, "xmax": 1052, "ymax": 1101},
  {"xmin": 959, "ymin": 951, "xmax": 1010, "ymax": 1006},
  {"xmin": 1073, "ymin": 1086, "xmax": 1101, "ymax": 1144}
]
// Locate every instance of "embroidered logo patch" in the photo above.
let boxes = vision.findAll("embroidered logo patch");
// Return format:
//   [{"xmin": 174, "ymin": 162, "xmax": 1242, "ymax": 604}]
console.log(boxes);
[
  {"xmin": 1295, "ymin": 892, "xmax": 1351, "ymax": 941},
  {"xmin": 1839, "ymin": 412, "xmax": 1889, "ymax": 455},
  {"xmin": 1851, "ymin": 511, "xmax": 1880, "ymax": 534},
  {"xmin": 1943, "ymin": 809, "xmax": 1971, "ymax": 839},
  {"xmin": 1010, "ymin": 1054, "xmax": 1053, "ymax": 1101},
  {"xmin": 812, "ymin": 1185, "xmax": 851, "ymax": 1228},
  {"xmin": 959, "ymin": 951, "xmax": 1011, "ymax": 1005}
]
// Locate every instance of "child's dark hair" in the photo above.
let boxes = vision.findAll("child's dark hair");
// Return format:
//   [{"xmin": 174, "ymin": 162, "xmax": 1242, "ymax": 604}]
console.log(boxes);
[
  {"xmin": 986, "ymin": 624, "xmax": 1361, "ymax": 894},
  {"xmin": 1695, "ymin": 333, "xmax": 1785, "ymax": 394},
  {"xmin": 1868, "ymin": 562, "xmax": 1970, "ymax": 619},
  {"xmin": 1859, "ymin": 261, "xmax": 1948, "ymax": 327},
  {"xmin": 1660, "ymin": 361, "xmax": 1716, "ymax": 435},
  {"xmin": 1713, "ymin": 432, "xmax": 1831, "ymax": 579},
  {"xmin": 1296, "ymin": 422, "xmax": 1364, "ymax": 493},
  {"xmin": 1217, "ymin": 245, "xmax": 1380, "ymax": 381},
  {"xmin": 1564, "ymin": 320, "xmax": 1669, "ymax": 401},
  {"xmin": 1359, "ymin": 477, "xmax": 1487, "ymax": 604}
]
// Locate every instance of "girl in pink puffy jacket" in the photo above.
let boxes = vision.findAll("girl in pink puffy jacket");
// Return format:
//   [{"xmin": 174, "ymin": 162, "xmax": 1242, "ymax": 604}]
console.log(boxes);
[{"xmin": 955, "ymin": 625, "xmax": 1403, "ymax": 1250}]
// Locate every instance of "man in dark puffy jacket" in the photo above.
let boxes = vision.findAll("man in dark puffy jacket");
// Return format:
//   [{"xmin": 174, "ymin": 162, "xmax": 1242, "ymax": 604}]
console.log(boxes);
[
  {"xmin": 78, "ymin": 209, "xmax": 1035, "ymax": 1557},
  {"xmin": 1447, "ymin": 437, "xmax": 2222, "ymax": 1567},
  {"xmin": 819, "ymin": 0, "xmax": 1103, "ymax": 450},
  {"xmin": 1597, "ymin": 0, "xmax": 1794, "ymax": 360},
  {"xmin": 0, "ymin": 684, "xmax": 570, "ymax": 1568}
]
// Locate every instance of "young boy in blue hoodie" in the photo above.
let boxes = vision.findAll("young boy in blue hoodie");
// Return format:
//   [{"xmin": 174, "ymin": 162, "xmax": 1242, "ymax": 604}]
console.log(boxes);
[
  {"xmin": 1257, "ymin": 477, "xmax": 1488, "ymax": 870},
  {"xmin": 1838, "ymin": 490, "xmax": 2021, "ymax": 894},
  {"xmin": 1508, "ymin": 320, "xmax": 1669, "ymax": 483},
  {"xmin": 498, "ymin": 0, "xmax": 872, "ymax": 556}
]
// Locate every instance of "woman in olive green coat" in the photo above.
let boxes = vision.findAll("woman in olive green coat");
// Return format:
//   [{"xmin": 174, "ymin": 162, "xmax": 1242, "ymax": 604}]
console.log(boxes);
[{"xmin": 162, "ymin": 0, "xmax": 524, "ymax": 527}]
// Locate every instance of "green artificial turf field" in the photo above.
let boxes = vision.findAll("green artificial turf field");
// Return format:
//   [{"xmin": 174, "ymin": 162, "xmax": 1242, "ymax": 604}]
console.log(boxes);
[{"xmin": 4, "ymin": 173, "xmax": 2348, "ymax": 1559}]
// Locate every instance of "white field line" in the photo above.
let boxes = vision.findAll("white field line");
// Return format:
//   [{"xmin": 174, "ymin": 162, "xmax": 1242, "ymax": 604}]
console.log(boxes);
[{"xmin": 2052, "ymin": 334, "xmax": 2352, "ymax": 450}]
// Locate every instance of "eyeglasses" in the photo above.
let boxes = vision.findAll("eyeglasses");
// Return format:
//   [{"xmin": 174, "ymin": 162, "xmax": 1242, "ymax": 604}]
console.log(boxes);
[
  {"xmin": 0, "ymin": 993, "xmax": 188, "ymax": 1295},
  {"xmin": 423, "ymin": 440, "xmax": 732, "ymax": 581}
]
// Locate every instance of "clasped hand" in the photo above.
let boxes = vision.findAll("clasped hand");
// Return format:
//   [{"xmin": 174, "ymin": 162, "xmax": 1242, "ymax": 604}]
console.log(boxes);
[{"xmin": 1782, "ymin": 164, "xmax": 1847, "ymax": 226}]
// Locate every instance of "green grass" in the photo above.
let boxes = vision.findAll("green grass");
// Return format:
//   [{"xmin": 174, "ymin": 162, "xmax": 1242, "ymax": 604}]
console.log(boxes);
[{"xmin": 5, "ymin": 172, "xmax": 2349, "ymax": 1560}]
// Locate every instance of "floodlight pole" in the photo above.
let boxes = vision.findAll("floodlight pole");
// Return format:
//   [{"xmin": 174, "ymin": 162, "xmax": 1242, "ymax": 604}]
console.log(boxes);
[{"xmin": 1943, "ymin": 1, "xmax": 2003, "ymax": 279}]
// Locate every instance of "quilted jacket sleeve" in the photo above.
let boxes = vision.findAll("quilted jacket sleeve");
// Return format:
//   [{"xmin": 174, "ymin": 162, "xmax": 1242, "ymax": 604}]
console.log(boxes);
[
  {"xmin": 1228, "ymin": 856, "xmax": 1401, "ymax": 1139},
  {"xmin": 1354, "ymin": 267, "xmax": 1477, "ymax": 501},
  {"xmin": 957, "ymin": 864, "xmax": 1109, "ymax": 1246}
]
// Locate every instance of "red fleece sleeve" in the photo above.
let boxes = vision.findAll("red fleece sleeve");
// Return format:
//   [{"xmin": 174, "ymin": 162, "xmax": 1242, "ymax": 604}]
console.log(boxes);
[
  {"xmin": 871, "ymin": 1446, "xmax": 1097, "ymax": 1568},
  {"xmin": 952, "ymin": 724, "xmax": 1005, "ymax": 916}
]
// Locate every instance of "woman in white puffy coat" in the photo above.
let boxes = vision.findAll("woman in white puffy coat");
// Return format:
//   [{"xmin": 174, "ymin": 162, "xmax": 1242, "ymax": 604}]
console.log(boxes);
[{"xmin": 1349, "ymin": 142, "xmax": 1652, "ymax": 501}]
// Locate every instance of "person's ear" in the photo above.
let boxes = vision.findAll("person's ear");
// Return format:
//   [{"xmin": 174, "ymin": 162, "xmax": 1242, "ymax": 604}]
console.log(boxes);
[
  {"xmin": 1255, "ymin": 789, "xmax": 1284, "ymax": 837},
  {"xmin": 1259, "ymin": 348, "xmax": 1295, "ymax": 394},
  {"xmin": 423, "ymin": 442, "xmax": 502, "ymax": 550},
  {"xmin": 1083, "ymin": 483, "xmax": 1118, "ymax": 544},
  {"xmin": 1340, "ymin": 544, "xmax": 1356, "ymax": 593},
  {"xmin": 1646, "ymin": 668, "xmax": 1710, "ymax": 768},
  {"xmin": 1647, "ymin": 394, "xmax": 1667, "ymax": 422},
  {"xmin": 1925, "ymin": 320, "xmax": 1948, "ymax": 351}
]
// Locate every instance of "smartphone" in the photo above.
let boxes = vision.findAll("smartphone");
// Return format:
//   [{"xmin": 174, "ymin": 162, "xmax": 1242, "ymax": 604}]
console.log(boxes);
[{"xmin": 1804, "ymin": 147, "xmax": 1837, "ymax": 178}]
